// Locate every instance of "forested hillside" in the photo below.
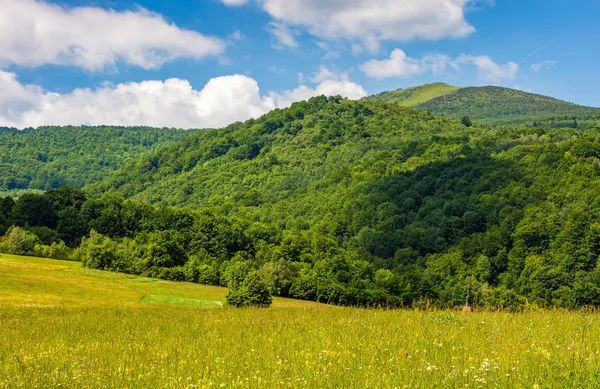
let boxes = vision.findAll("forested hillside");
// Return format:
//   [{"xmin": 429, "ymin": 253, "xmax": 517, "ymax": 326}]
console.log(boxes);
[
  {"xmin": 368, "ymin": 83, "xmax": 600, "ymax": 128},
  {"xmin": 52, "ymin": 96, "xmax": 600, "ymax": 308},
  {"xmin": 0, "ymin": 126, "xmax": 197, "ymax": 191}
]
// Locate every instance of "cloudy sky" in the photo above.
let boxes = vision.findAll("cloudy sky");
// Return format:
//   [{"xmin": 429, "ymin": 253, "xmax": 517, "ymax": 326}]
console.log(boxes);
[{"xmin": 1, "ymin": 0, "xmax": 598, "ymax": 129}]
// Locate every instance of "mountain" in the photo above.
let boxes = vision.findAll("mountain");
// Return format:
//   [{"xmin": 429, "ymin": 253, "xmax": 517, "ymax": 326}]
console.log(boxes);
[
  {"xmin": 367, "ymin": 83, "xmax": 600, "ymax": 128},
  {"xmin": 0, "ymin": 126, "xmax": 198, "ymax": 191},
  {"xmin": 83, "ymin": 96, "xmax": 600, "ymax": 307}
]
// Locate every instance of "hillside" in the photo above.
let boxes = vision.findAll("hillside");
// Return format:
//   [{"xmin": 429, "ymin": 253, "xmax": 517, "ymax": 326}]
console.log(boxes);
[
  {"xmin": 0, "ymin": 254, "xmax": 314, "ymax": 309},
  {"xmin": 0, "ymin": 126, "xmax": 197, "ymax": 191},
  {"xmin": 367, "ymin": 83, "xmax": 600, "ymax": 128},
  {"xmin": 72, "ymin": 96, "xmax": 600, "ymax": 308},
  {"xmin": 367, "ymin": 82, "xmax": 462, "ymax": 106}
]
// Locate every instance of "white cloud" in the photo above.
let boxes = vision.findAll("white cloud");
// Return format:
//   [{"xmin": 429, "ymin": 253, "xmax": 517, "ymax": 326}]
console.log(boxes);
[
  {"xmin": 0, "ymin": 70, "xmax": 367, "ymax": 129},
  {"xmin": 531, "ymin": 60, "xmax": 556, "ymax": 72},
  {"xmin": 361, "ymin": 49, "xmax": 518, "ymax": 81},
  {"xmin": 310, "ymin": 66, "xmax": 338, "ymax": 83},
  {"xmin": 267, "ymin": 66, "xmax": 367, "ymax": 107},
  {"xmin": 0, "ymin": 0, "xmax": 224, "ymax": 71},
  {"xmin": 220, "ymin": 0, "xmax": 250, "ymax": 6},
  {"xmin": 257, "ymin": 0, "xmax": 477, "ymax": 52},
  {"xmin": 455, "ymin": 54, "xmax": 519, "ymax": 81},
  {"xmin": 360, "ymin": 49, "xmax": 451, "ymax": 79},
  {"xmin": 266, "ymin": 22, "xmax": 298, "ymax": 48}
]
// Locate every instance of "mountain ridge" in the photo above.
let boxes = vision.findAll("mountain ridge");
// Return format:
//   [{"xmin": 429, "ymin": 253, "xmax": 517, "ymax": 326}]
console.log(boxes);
[{"xmin": 366, "ymin": 83, "xmax": 600, "ymax": 128}]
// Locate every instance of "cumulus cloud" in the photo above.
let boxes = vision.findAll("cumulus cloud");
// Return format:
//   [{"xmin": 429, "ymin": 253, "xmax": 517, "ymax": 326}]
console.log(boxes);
[
  {"xmin": 0, "ymin": 69, "xmax": 367, "ymax": 129},
  {"xmin": 268, "ymin": 67, "xmax": 366, "ymax": 107},
  {"xmin": 0, "ymin": 0, "xmax": 225, "ymax": 71},
  {"xmin": 361, "ymin": 49, "xmax": 518, "ymax": 81},
  {"xmin": 257, "ymin": 0, "xmax": 477, "ymax": 52},
  {"xmin": 531, "ymin": 60, "xmax": 556, "ymax": 72},
  {"xmin": 455, "ymin": 54, "xmax": 519, "ymax": 81},
  {"xmin": 360, "ymin": 49, "xmax": 451, "ymax": 79}
]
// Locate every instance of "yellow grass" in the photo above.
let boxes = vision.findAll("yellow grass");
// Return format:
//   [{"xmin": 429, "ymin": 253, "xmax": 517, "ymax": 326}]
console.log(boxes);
[
  {"xmin": 1, "ymin": 254, "xmax": 600, "ymax": 388},
  {"xmin": 375, "ymin": 83, "xmax": 462, "ymax": 107},
  {"xmin": 0, "ymin": 254, "xmax": 317, "ymax": 309}
]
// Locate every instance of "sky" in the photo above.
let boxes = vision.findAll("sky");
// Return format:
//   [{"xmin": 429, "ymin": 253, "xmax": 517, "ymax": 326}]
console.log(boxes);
[{"xmin": 0, "ymin": 0, "xmax": 598, "ymax": 129}]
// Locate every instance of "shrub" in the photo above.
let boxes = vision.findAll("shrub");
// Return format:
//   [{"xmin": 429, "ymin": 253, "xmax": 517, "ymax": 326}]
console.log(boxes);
[
  {"xmin": 0, "ymin": 226, "xmax": 41, "ymax": 255},
  {"xmin": 75, "ymin": 230, "xmax": 119, "ymax": 269},
  {"xmin": 158, "ymin": 266, "xmax": 186, "ymax": 281},
  {"xmin": 38, "ymin": 240, "xmax": 71, "ymax": 260},
  {"xmin": 226, "ymin": 271, "xmax": 272, "ymax": 308}
]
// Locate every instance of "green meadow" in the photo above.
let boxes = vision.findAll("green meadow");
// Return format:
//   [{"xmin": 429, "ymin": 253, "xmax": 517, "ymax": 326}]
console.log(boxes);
[{"xmin": 1, "ymin": 254, "xmax": 600, "ymax": 388}]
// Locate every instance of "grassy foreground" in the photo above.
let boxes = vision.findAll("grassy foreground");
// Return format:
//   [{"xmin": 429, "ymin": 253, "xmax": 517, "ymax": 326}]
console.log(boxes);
[{"xmin": 1, "ymin": 255, "xmax": 600, "ymax": 388}]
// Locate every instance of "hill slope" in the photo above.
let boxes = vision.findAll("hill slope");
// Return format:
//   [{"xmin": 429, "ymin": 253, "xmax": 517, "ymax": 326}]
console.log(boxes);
[
  {"xmin": 0, "ymin": 254, "xmax": 314, "ymax": 308},
  {"xmin": 0, "ymin": 126, "xmax": 197, "ymax": 191},
  {"xmin": 368, "ymin": 83, "xmax": 600, "ymax": 128},
  {"xmin": 4, "ymin": 255, "xmax": 597, "ymax": 388},
  {"xmin": 367, "ymin": 82, "xmax": 461, "ymax": 106},
  {"xmin": 83, "ymin": 96, "xmax": 600, "ymax": 307}
]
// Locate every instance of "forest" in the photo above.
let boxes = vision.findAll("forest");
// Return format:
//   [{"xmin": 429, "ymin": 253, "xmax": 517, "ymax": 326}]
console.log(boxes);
[
  {"xmin": 0, "ymin": 125, "xmax": 196, "ymax": 191},
  {"xmin": 3, "ymin": 96, "xmax": 600, "ymax": 309}
]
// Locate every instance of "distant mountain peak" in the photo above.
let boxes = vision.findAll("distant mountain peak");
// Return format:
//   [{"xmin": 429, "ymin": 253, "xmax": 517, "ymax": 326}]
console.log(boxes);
[{"xmin": 366, "ymin": 83, "xmax": 600, "ymax": 128}]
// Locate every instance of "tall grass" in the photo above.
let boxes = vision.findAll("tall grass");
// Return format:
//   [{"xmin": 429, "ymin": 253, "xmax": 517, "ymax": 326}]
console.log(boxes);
[{"xmin": 1, "ymin": 255, "xmax": 599, "ymax": 388}]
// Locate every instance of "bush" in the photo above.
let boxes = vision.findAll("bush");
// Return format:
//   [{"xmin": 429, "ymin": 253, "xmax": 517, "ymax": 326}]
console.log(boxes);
[
  {"xmin": 0, "ymin": 226, "xmax": 41, "ymax": 255},
  {"xmin": 226, "ymin": 271, "xmax": 272, "ymax": 308},
  {"xmin": 37, "ymin": 240, "xmax": 71, "ymax": 260},
  {"xmin": 75, "ymin": 230, "xmax": 119, "ymax": 269},
  {"xmin": 158, "ymin": 266, "xmax": 186, "ymax": 281}
]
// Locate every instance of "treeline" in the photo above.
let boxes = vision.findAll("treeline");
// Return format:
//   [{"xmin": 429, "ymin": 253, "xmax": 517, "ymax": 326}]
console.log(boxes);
[
  {"xmin": 0, "ymin": 126, "xmax": 197, "ymax": 191},
  {"xmin": 0, "ymin": 188, "xmax": 418, "ymax": 307}
]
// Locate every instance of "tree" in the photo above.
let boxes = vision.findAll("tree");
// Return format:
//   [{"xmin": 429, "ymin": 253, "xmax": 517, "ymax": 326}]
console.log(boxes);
[
  {"xmin": 75, "ymin": 230, "xmax": 119, "ymax": 270},
  {"xmin": 0, "ymin": 197, "xmax": 15, "ymax": 234},
  {"xmin": 461, "ymin": 115, "xmax": 473, "ymax": 127},
  {"xmin": 0, "ymin": 226, "xmax": 41, "ymax": 255},
  {"xmin": 46, "ymin": 186, "xmax": 87, "ymax": 210},
  {"xmin": 11, "ymin": 194, "xmax": 58, "ymax": 229},
  {"xmin": 81, "ymin": 194, "xmax": 124, "ymax": 238},
  {"xmin": 226, "ymin": 271, "xmax": 272, "ymax": 308}
]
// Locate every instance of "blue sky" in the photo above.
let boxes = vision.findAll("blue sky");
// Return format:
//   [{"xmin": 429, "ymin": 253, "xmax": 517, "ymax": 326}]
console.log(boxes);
[{"xmin": 1, "ymin": 0, "xmax": 598, "ymax": 129}]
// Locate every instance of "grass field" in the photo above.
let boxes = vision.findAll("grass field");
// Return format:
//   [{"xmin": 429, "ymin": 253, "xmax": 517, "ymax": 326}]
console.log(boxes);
[
  {"xmin": 1, "ymin": 254, "xmax": 600, "ymax": 388},
  {"xmin": 369, "ymin": 83, "xmax": 462, "ymax": 107}
]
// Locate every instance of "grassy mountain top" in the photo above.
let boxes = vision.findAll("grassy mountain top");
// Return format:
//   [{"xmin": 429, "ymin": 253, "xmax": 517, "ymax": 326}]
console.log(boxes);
[
  {"xmin": 368, "ymin": 83, "xmax": 600, "ymax": 128},
  {"xmin": 0, "ymin": 126, "xmax": 198, "ymax": 191},
  {"xmin": 367, "ymin": 82, "xmax": 462, "ymax": 106}
]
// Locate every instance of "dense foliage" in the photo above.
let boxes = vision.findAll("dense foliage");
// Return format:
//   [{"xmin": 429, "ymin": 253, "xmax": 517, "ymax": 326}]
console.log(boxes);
[
  {"xmin": 368, "ymin": 84, "xmax": 600, "ymax": 129},
  {"xmin": 5, "ymin": 96, "xmax": 600, "ymax": 308},
  {"xmin": 0, "ymin": 126, "xmax": 196, "ymax": 191}
]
